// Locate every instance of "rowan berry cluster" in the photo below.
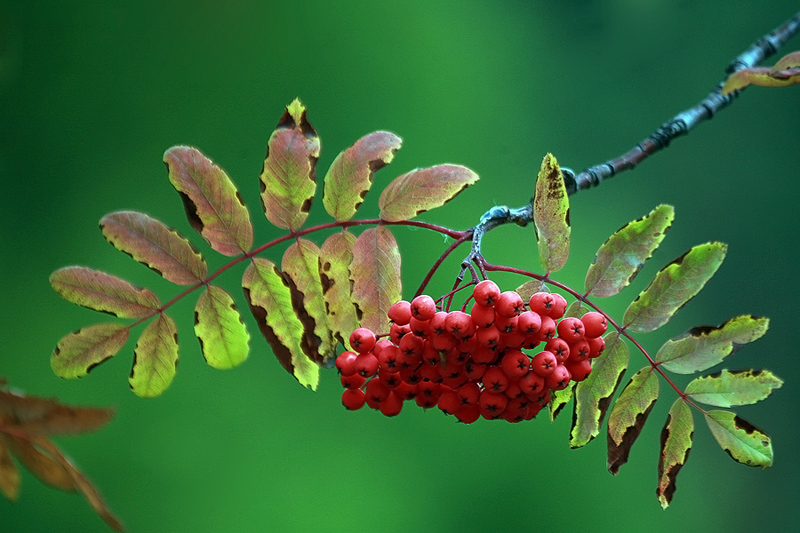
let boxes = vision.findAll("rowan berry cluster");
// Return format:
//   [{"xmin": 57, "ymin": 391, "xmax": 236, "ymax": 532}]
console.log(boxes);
[{"xmin": 335, "ymin": 280, "xmax": 607, "ymax": 423}]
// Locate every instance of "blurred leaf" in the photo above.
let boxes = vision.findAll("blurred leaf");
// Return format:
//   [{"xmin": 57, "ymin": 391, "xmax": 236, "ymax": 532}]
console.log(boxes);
[
  {"xmin": 623, "ymin": 242, "xmax": 727, "ymax": 333},
  {"xmin": 51, "ymin": 323, "xmax": 129, "ymax": 379},
  {"xmin": 350, "ymin": 226, "xmax": 402, "ymax": 334},
  {"xmin": 533, "ymin": 153, "xmax": 570, "ymax": 273},
  {"xmin": 319, "ymin": 231, "xmax": 360, "ymax": 350},
  {"xmin": 607, "ymin": 366, "xmax": 659, "ymax": 474},
  {"xmin": 549, "ymin": 383, "xmax": 574, "ymax": 421},
  {"xmin": 585, "ymin": 204, "xmax": 674, "ymax": 297},
  {"xmin": 770, "ymin": 50, "xmax": 800, "ymax": 72},
  {"xmin": 0, "ymin": 436, "xmax": 19, "ymax": 501},
  {"xmin": 378, "ymin": 164, "xmax": 479, "ymax": 222},
  {"xmin": 657, "ymin": 399, "xmax": 693, "ymax": 509},
  {"xmin": 722, "ymin": 65, "xmax": 800, "ymax": 95},
  {"xmin": 655, "ymin": 315, "xmax": 769, "ymax": 374},
  {"xmin": 129, "ymin": 314, "xmax": 179, "ymax": 398},
  {"xmin": 2, "ymin": 436, "xmax": 74, "ymax": 491},
  {"xmin": 100, "ymin": 211, "xmax": 207, "ymax": 285},
  {"xmin": 571, "ymin": 332, "xmax": 629, "ymax": 448},
  {"xmin": 164, "ymin": 146, "xmax": 253, "ymax": 256},
  {"xmin": 704, "ymin": 410, "xmax": 772, "ymax": 468},
  {"xmin": 50, "ymin": 266, "xmax": 160, "ymax": 319},
  {"xmin": 685, "ymin": 369, "xmax": 782, "ymax": 407},
  {"xmin": 242, "ymin": 258, "xmax": 319, "ymax": 390},
  {"xmin": 194, "ymin": 285, "xmax": 250, "ymax": 370},
  {"xmin": 323, "ymin": 131, "xmax": 402, "ymax": 221},
  {"xmin": 0, "ymin": 390, "xmax": 113, "ymax": 437},
  {"xmin": 260, "ymin": 99, "xmax": 320, "ymax": 231}
]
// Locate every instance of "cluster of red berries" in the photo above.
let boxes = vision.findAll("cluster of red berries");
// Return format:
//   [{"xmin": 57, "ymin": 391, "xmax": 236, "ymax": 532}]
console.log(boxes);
[{"xmin": 335, "ymin": 280, "xmax": 607, "ymax": 423}]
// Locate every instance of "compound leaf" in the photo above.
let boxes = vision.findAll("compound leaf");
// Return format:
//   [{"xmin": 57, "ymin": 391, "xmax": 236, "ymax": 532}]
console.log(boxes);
[
  {"xmin": 260, "ymin": 99, "xmax": 320, "ymax": 231},
  {"xmin": 607, "ymin": 366, "xmax": 659, "ymax": 474},
  {"xmin": 350, "ymin": 226, "xmax": 402, "ymax": 334},
  {"xmin": 585, "ymin": 204, "xmax": 674, "ymax": 297},
  {"xmin": 0, "ymin": 390, "xmax": 114, "ymax": 437},
  {"xmin": 50, "ymin": 266, "xmax": 160, "ymax": 319},
  {"xmin": 655, "ymin": 315, "xmax": 769, "ymax": 374},
  {"xmin": 282, "ymin": 238, "xmax": 335, "ymax": 363},
  {"xmin": 100, "ymin": 210, "xmax": 207, "ymax": 285},
  {"xmin": 378, "ymin": 164, "xmax": 479, "ymax": 223},
  {"xmin": 194, "ymin": 285, "xmax": 250, "ymax": 370},
  {"xmin": 704, "ymin": 410, "xmax": 773, "ymax": 468},
  {"xmin": 571, "ymin": 331, "xmax": 629, "ymax": 448},
  {"xmin": 0, "ymin": 437, "xmax": 19, "ymax": 501},
  {"xmin": 242, "ymin": 258, "xmax": 319, "ymax": 390},
  {"xmin": 533, "ymin": 153, "xmax": 570, "ymax": 273},
  {"xmin": 685, "ymin": 369, "xmax": 783, "ymax": 407},
  {"xmin": 51, "ymin": 323, "xmax": 129, "ymax": 379},
  {"xmin": 164, "ymin": 145, "xmax": 253, "ymax": 256},
  {"xmin": 319, "ymin": 231, "xmax": 360, "ymax": 350},
  {"xmin": 657, "ymin": 399, "xmax": 694, "ymax": 509},
  {"xmin": 324, "ymin": 131, "xmax": 402, "ymax": 221},
  {"xmin": 129, "ymin": 313, "xmax": 179, "ymax": 398},
  {"xmin": 623, "ymin": 242, "xmax": 726, "ymax": 333}
]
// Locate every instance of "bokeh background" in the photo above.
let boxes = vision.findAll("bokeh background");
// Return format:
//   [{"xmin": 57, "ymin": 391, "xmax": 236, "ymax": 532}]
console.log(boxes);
[{"xmin": 2, "ymin": 1, "xmax": 799, "ymax": 531}]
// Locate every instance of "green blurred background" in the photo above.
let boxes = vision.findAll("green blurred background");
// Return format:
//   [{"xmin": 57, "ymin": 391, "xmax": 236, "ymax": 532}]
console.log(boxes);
[{"xmin": 2, "ymin": 1, "xmax": 799, "ymax": 531}]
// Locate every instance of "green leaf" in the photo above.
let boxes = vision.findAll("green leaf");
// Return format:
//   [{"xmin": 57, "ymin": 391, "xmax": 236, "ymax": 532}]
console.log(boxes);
[
  {"xmin": 563, "ymin": 300, "xmax": 584, "ymax": 319},
  {"xmin": 282, "ymin": 238, "xmax": 335, "ymax": 363},
  {"xmin": 607, "ymin": 366, "xmax": 659, "ymax": 474},
  {"xmin": 319, "ymin": 231, "xmax": 360, "ymax": 351},
  {"xmin": 570, "ymin": 332, "xmax": 629, "ymax": 448},
  {"xmin": 549, "ymin": 383, "xmax": 574, "ymax": 421},
  {"xmin": 0, "ymin": 436, "xmax": 20, "ymax": 501},
  {"xmin": 242, "ymin": 257, "xmax": 319, "ymax": 390},
  {"xmin": 350, "ymin": 226, "xmax": 402, "ymax": 334},
  {"xmin": 378, "ymin": 164, "xmax": 479, "ymax": 223},
  {"xmin": 260, "ymin": 98, "xmax": 320, "ymax": 231},
  {"xmin": 623, "ymin": 242, "xmax": 727, "ymax": 333},
  {"xmin": 164, "ymin": 145, "xmax": 254, "ymax": 256},
  {"xmin": 704, "ymin": 410, "xmax": 773, "ymax": 468},
  {"xmin": 657, "ymin": 399, "xmax": 694, "ymax": 509},
  {"xmin": 533, "ymin": 153, "xmax": 570, "ymax": 273},
  {"xmin": 129, "ymin": 313, "xmax": 179, "ymax": 398},
  {"xmin": 100, "ymin": 210, "xmax": 208, "ymax": 285},
  {"xmin": 585, "ymin": 204, "xmax": 674, "ymax": 297},
  {"xmin": 514, "ymin": 280, "xmax": 545, "ymax": 304},
  {"xmin": 685, "ymin": 369, "xmax": 782, "ymax": 407},
  {"xmin": 194, "ymin": 285, "xmax": 250, "ymax": 370},
  {"xmin": 323, "ymin": 131, "xmax": 402, "ymax": 221},
  {"xmin": 51, "ymin": 323, "xmax": 129, "ymax": 379},
  {"xmin": 655, "ymin": 315, "xmax": 769, "ymax": 374},
  {"xmin": 50, "ymin": 266, "xmax": 161, "ymax": 318}
]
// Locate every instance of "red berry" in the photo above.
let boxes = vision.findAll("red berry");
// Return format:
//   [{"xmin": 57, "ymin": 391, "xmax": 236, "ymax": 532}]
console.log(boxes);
[
  {"xmin": 376, "ymin": 344, "xmax": 401, "ymax": 372},
  {"xmin": 471, "ymin": 345, "xmax": 497, "ymax": 365},
  {"xmin": 472, "ymin": 279, "xmax": 501, "ymax": 307},
  {"xmin": 395, "ymin": 381, "xmax": 418, "ymax": 401},
  {"xmin": 478, "ymin": 390, "xmax": 508, "ymax": 418},
  {"xmin": 455, "ymin": 404, "xmax": 481, "ymax": 424},
  {"xmin": 517, "ymin": 311, "xmax": 542, "ymax": 335},
  {"xmin": 445, "ymin": 311, "xmax": 476, "ymax": 339},
  {"xmin": 399, "ymin": 332, "xmax": 425, "ymax": 358},
  {"xmin": 470, "ymin": 302, "xmax": 495, "ymax": 328},
  {"xmin": 494, "ymin": 314, "xmax": 518, "ymax": 334},
  {"xmin": 557, "ymin": 317, "xmax": 585, "ymax": 342},
  {"xmin": 496, "ymin": 291, "xmax": 524, "ymax": 318},
  {"xmin": 504, "ymin": 378, "xmax": 523, "ymax": 399},
  {"xmin": 566, "ymin": 359, "xmax": 592, "ymax": 382},
  {"xmin": 535, "ymin": 316, "xmax": 556, "ymax": 341},
  {"xmin": 530, "ymin": 350, "xmax": 558, "ymax": 377},
  {"xmin": 464, "ymin": 359, "xmax": 486, "ymax": 381},
  {"xmin": 544, "ymin": 337, "xmax": 570, "ymax": 364},
  {"xmin": 365, "ymin": 377, "xmax": 391, "ymax": 405},
  {"xmin": 482, "ymin": 365, "xmax": 509, "ymax": 393},
  {"xmin": 519, "ymin": 371, "xmax": 545, "ymax": 395},
  {"xmin": 349, "ymin": 327, "xmax": 377, "ymax": 353},
  {"xmin": 342, "ymin": 388, "xmax": 367, "ymax": 410},
  {"xmin": 340, "ymin": 373, "xmax": 366, "ymax": 390},
  {"xmin": 476, "ymin": 326, "xmax": 500, "ymax": 349},
  {"xmin": 410, "ymin": 295, "xmax": 437, "ymax": 321},
  {"xmin": 457, "ymin": 381, "xmax": 481, "ymax": 406},
  {"xmin": 546, "ymin": 364, "xmax": 572, "ymax": 390},
  {"xmin": 429, "ymin": 311, "xmax": 449, "ymax": 336},
  {"xmin": 568, "ymin": 339, "xmax": 590, "ymax": 362},
  {"xmin": 389, "ymin": 323, "xmax": 411, "ymax": 344},
  {"xmin": 378, "ymin": 366, "xmax": 402, "ymax": 388},
  {"xmin": 409, "ymin": 316, "xmax": 432, "ymax": 338},
  {"xmin": 529, "ymin": 292, "xmax": 555, "ymax": 315},
  {"xmin": 335, "ymin": 350, "xmax": 358, "ymax": 376},
  {"xmin": 500, "ymin": 349, "xmax": 530, "ymax": 378},
  {"xmin": 437, "ymin": 390, "xmax": 461, "ymax": 415},
  {"xmin": 587, "ymin": 336, "xmax": 605, "ymax": 358},
  {"xmin": 354, "ymin": 352, "xmax": 379, "ymax": 377},
  {"xmin": 549, "ymin": 293, "xmax": 568, "ymax": 319},
  {"xmin": 379, "ymin": 391, "xmax": 404, "ymax": 417},
  {"xmin": 581, "ymin": 312, "xmax": 608, "ymax": 338},
  {"xmin": 387, "ymin": 300, "xmax": 412, "ymax": 325}
]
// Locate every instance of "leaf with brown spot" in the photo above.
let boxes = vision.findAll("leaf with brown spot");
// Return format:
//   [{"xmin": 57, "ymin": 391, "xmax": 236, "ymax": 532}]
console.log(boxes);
[
  {"xmin": 533, "ymin": 153, "xmax": 570, "ymax": 273},
  {"xmin": 685, "ymin": 369, "xmax": 782, "ymax": 407},
  {"xmin": 129, "ymin": 314, "xmax": 179, "ymax": 398},
  {"xmin": 319, "ymin": 231, "xmax": 360, "ymax": 350},
  {"xmin": 657, "ymin": 399, "xmax": 693, "ymax": 509},
  {"xmin": 50, "ymin": 266, "xmax": 161, "ymax": 318},
  {"xmin": 260, "ymin": 99, "xmax": 320, "ymax": 231},
  {"xmin": 100, "ymin": 210, "xmax": 207, "ymax": 285},
  {"xmin": 378, "ymin": 164, "xmax": 479, "ymax": 223},
  {"xmin": 242, "ymin": 257, "xmax": 319, "ymax": 389},
  {"xmin": 194, "ymin": 285, "xmax": 250, "ymax": 370},
  {"xmin": 164, "ymin": 145, "xmax": 253, "ymax": 256},
  {"xmin": 704, "ymin": 410, "xmax": 773, "ymax": 468},
  {"xmin": 607, "ymin": 366, "xmax": 659, "ymax": 474},
  {"xmin": 323, "ymin": 131, "xmax": 402, "ymax": 221},
  {"xmin": 51, "ymin": 323, "xmax": 130, "ymax": 379},
  {"xmin": 350, "ymin": 227, "xmax": 402, "ymax": 334}
]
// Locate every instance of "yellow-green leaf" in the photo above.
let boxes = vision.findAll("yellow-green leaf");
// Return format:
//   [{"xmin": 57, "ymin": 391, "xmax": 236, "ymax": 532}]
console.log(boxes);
[
  {"xmin": 657, "ymin": 399, "xmax": 693, "ymax": 509},
  {"xmin": 722, "ymin": 66, "xmax": 800, "ymax": 95},
  {"xmin": 533, "ymin": 153, "xmax": 570, "ymax": 273},
  {"xmin": 685, "ymin": 369, "xmax": 782, "ymax": 407},
  {"xmin": 319, "ymin": 231, "xmax": 360, "ymax": 350},
  {"xmin": 51, "ymin": 323, "xmax": 129, "ymax": 379},
  {"xmin": 585, "ymin": 204, "xmax": 674, "ymax": 297},
  {"xmin": 704, "ymin": 410, "xmax": 773, "ymax": 468},
  {"xmin": 549, "ymin": 383, "xmax": 574, "ymax": 421},
  {"xmin": 350, "ymin": 226, "xmax": 402, "ymax": 334},
  {"xmin": 324, "ymin": 131, "xmax": 402, "ymax": 221},
  {"xmin": 260, "ymin": 98, "xmax": 320, "ymax": 231},
  {"xmin": 129, "ymin": 313, "xmax": 179, "ymax": 398},
  {"xmin": 242, "ymin": 257, "xmax": 319, "ymax": 390},
  {"xmin": 50, "ymin": 266, "xmax": 160, "ymax": 318},
  {"xmin": 623, "ymin": 242, "xmax": 726, "ymax": 333},
  {"xmin": 194, "ymin": 285, "xmax": 250, "ymax": 370},
  {"xmin": 607, "ymin": 366, "xmax": 659, "ymax": 474}
]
